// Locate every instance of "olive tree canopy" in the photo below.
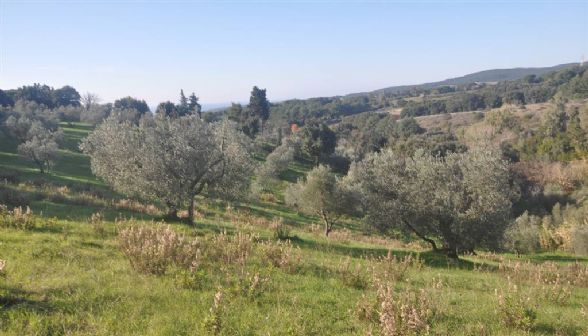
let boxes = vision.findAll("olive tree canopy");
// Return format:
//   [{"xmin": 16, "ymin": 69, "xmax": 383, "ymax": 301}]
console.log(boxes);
[
  {"xmin": 347, "ymin": 148, "xmax": 515, "ymax": 257},
  {"xmin": 285, "ymin": 165, "xmax": 357, "ymax": 236},
  {"xmin": 81, "ymin": 115, "xmax": 254, "ymax": 224}
]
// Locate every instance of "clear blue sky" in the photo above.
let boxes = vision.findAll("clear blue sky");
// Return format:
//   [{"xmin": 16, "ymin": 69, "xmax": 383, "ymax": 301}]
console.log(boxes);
[{"xmin": 1, "ymin": 1, "xmax": 587, "ymax": 109}]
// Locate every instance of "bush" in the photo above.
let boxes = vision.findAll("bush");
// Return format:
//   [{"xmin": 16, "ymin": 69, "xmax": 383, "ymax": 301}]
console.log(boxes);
[
  {"xmin": 375, "ymin": 284, "xmax": 434, "ymax": 336},
  {"xmin": 258, "ymin": 240, "xmax": 299, "ymax": 272},
  {"xmin": 203, "ymin": 231, "xmax": 255, "ymax": 268},
  {"xmin": 503, "ymin": 212, "xmax": 541, "ymax": 253},
  {"xmin": 271, "ymin": 217, "xmax": 290, "ymax": 240},
  {"xmin": 117, "ymin": 223, "xmax": 201, "ymax": 275},
  {"xmin": 202, "ymin": 290, "xmax": 225, "ymax": 334},
  {"xmin": 0, "ymin": 205, "xmax": 36, "ymax": 230},
  {"xmin": 495, "ymin": 281, "xmax": 537, "ymax": 332},
  {"xmin": 337, "ymin": 257, "xmax": 369, "ymax": 289},
  {"xmin": 89, "ymin": 212, "xmax": 106, "ymax": 237}
]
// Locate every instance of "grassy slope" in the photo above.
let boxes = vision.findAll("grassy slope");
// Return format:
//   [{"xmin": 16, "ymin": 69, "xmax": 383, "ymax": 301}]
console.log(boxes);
[{"xmin": 1, "ymin": 123, "xmax": 587, "ymax": 335}]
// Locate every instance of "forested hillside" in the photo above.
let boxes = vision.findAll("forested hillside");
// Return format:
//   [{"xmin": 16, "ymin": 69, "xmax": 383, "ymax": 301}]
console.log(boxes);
[{"xmin": 2, "ymin": 63, "xmax": 588, "ymax": 335}]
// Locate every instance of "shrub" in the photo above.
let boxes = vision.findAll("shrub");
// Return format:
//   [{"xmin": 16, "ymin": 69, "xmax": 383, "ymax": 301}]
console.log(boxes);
[
  {"xmin": 236, "ymin": 272, "xmax": 270, "ymax": 299},
  {"xmin": 503, "ymin": 212, "xmax": 541, "ymax": 253},
  {"xmin": 337, "ymin": 257, "xmax": 369, "ymax": 289},
  {"xmin": 0, "ymin": 205, "xmax": 36, "ymax": 230},
  {"xmin": 539, "ymin": 273, "xmax": 572, "ymax": 305},
  {"xmin": 89, "ymin": 212, "xmax": 106, "ymax": 237},
  {"xmin": 258, "ymin": 240, "xmax": 300, "ymax": 272},
  {"xmin": 203, "ymin": 231, "xmax": 255, "ymax": 269},
  {"xmin": 375, "ymin": 284, "xmax": 434, "ymax": 336},
  {"xmin": 202, "ymin": 289, "xmax": 225, "ymax": 335},
  {"xmin": 271, "ymin": 217, "xmax": 290, "ymax": 240},
  {"xmin": 354, "ymin": 293, "xmax": 378, "ymax": 323},
  {"xmin": 117, "ymin": 223, "xmax": 201, "ymax": 275},
  {"xmin": 175, "ymin": 268, "xmax": 208, "ymax": 290},
  {"xmin": 495, "ymin": 281, "xmax": 537, "ymax": 332}
]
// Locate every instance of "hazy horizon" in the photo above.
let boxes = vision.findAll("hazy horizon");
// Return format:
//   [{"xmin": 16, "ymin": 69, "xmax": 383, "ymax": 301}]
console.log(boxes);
[{"xmin": 1, "ymin": 1, "xmax": 587, "ymax": 108}]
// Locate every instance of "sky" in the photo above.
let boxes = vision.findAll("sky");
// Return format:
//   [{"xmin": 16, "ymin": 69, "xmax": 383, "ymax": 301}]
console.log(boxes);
[{"xmin": 1, "ymin": 1, "xmax": 587, "ymax": 109}]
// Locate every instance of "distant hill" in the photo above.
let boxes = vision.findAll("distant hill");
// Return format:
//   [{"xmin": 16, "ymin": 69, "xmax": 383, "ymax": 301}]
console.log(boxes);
[{"xmin": 360, "ymin": 62, "xmax": 580, "ymax": 96}]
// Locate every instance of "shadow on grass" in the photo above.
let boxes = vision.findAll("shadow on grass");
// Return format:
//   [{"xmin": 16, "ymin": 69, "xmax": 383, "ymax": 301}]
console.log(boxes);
[
  {"xmin": 526, "ymin": 254, "xmax": 588, "ymax": 263},
  {"xmin": 279, "ymin": 168, "xmax": 305, "ymax": 183},
  {"xmin": 288, "ymin": 236, "xmax": 480, "ymax": 270},
  {"xmin": 0, "ymin": 286, "xmax": 53, "ymax": 312},
  {"xmin": 533, "ymin": 322, "xmax": 583, "ymax": 336}
]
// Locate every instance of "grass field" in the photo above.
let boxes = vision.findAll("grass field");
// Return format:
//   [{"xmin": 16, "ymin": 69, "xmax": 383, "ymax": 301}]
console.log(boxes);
[{"xmin": 1, "ymin": 124, "xmax": 587, "ymax": 335}]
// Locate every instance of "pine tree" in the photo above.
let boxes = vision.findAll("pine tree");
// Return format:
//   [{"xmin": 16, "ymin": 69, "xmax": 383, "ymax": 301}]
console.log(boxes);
[
  {"xmin": 179, "ymin": 90, "xmax": 189, "ymax": 116},
  {"xmin": 189, "ymin": 93, "xmax": 202, "ymax": 119},
  {"xmin": 247, "ymin": 86, "xmax": 270, "ymax": 136}
]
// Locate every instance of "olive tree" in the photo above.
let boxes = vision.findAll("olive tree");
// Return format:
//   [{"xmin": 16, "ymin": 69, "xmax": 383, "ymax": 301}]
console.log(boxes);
[
  {"xmin": 4, "ymin": 113, "xmax": 62, "ymax": 173},
  {"xmin": 285, "ymin": 165, "xmax": 356, "ymax": 236},
  {"xmin": 348, "ymin": 148, "xmax": 515, "ymax": 257},
  {"xmin": 255, "ymin": 138, "xmax": 296, "ymax": 190},
  {"xmin": 16, "ymin": 121, "xmax": 61, "ymax": 173},
  {"xmin": 81, "ymin": 115, "xmax": 254, "ymax": 224}
]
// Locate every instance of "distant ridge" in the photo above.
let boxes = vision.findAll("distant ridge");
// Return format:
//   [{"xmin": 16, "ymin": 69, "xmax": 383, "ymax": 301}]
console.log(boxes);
[{"xmin": 351, "ymin": 62, "xmax": 580, "ymax": 97}]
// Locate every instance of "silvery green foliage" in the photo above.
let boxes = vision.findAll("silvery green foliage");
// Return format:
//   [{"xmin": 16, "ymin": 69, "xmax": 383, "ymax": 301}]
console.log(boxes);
[
  {"xmin": 16, "ymin": 121, "xmax": 62, "ymax": 173},
  {"xmin": 81, "ymin": 115, "xmax": 254, "ymax": 221},
  {"xmin": 285, "ymin": 165, "xmax": 357, "ymax": 236},
  {"xmin": 254, "ymin": 138, "xmax": 296, "ymax": 192},
  {"xmin": 503, "ymin": 211, "xmax": 542, "ymax": 253},
  {"xmin": 349, "ymin": 148, "xmax": 514, "ymax": 254},
  {"xmin": 4, "ymin": 115, "xmax": 34, "ymax": 142},
  {"xmin": 2, "ymin": 100, "xmax": 59, "ymax": 131},
  {"xmin": 80, "ymin": 104, "xmax": 112, "ymax": 125}
]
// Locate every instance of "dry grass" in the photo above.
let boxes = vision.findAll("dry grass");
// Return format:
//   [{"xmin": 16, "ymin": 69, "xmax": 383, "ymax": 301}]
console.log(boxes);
[
  {"xmin": 117, "ymin": 222, "xmax": 201, "ymax": 275},
  {"xmin": 0, "ymin": 204, "xmax": 37, "ymax": 230}
]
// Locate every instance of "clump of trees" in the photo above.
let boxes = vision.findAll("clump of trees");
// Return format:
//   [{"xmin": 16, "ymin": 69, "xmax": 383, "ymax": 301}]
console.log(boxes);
[
  {"xmin": 114, "ymin": 96, "xmax": 150, "ymax": 115},
  {"xmin": 285, "ymin": 165, "xmax": 356, "ymax": 236},
  {"xmin": 299, "ymin": 121, "xmax": 336, "ymax": 166},
  {"xmin": 82, "ymin": 115, "xmax": 254, "ymax": 224},
  {"xmin": 518, "ymin": 101, "xmax": 588, "ymax": 161},
  {"xmin": 228, "ymin": 86, "xmax": 270, "ymax": 138},
  {"xmin": 504, "ymin": 200, "xmax": 588, "ymax": 256},
  {"xmin": 2, "ymin": 84, "xmax": 81, "ymax": 109},
  {"xmin": 398, "ymin": 65, "xmax": 588, "ymax": 118},
  {"xmin": 156, "ymin": 90, "xmax": 202, "ymax": 118},
  {"xmin": 347, "ymin": 148, "xmax": 515, "ymax": 257},
  {"xmin": 2, "ymin": 101, "xmax": 63, "ymax": 173}
]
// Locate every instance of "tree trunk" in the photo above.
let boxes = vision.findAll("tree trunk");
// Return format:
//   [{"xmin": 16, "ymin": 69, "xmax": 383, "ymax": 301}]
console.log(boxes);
[
  {"xmin": 325, "ymin": 224, "xmax": 332, "ymax": 237},
  {"xmin": 439, "ymin": 219, "xmax": 459, "ymax": 259},
  {"xmin": 165, "ymin": 201, "xmax": 178, "ymax": 220},
  {"xmin": 188, "ymin": 195, "xmax": 196, "ymax": 226},
  {"xmin": 166, "ymin": 208, "xmax": 178, "ymax": 220},
  {"xmin": 402, "ymin": 219, "xmax": 438, "ymax": 251},
  {"xmin": 443, "ymin": 246, "xmax": 459, "ymax": 259}
]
